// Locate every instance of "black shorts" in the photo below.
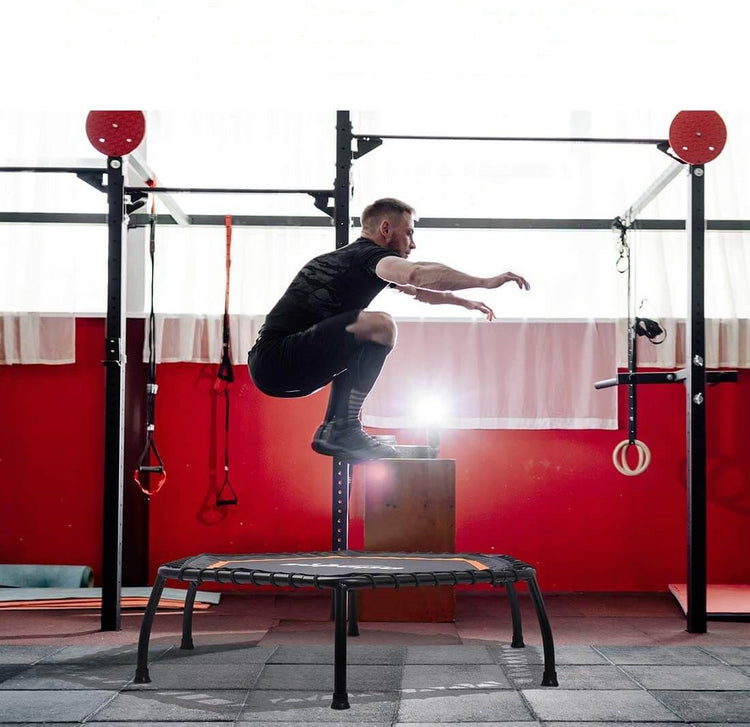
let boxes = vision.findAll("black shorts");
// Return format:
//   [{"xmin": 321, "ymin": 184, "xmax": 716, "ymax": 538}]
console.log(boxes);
[{"xmin": 248, "ymin": 310, "xmax": 362, "ymax": 397}]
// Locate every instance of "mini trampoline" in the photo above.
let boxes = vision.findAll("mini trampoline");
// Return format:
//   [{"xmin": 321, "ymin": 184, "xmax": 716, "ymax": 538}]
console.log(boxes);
[{"xmin": 135, "ymin": 551, "xmax": 558, "ymax": 709}]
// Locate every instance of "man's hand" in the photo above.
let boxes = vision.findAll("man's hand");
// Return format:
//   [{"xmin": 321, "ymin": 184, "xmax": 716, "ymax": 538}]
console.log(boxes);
[
  {"xmin": 461, "ymin": 298, "xmax": 495, "ymax": 321},
  {"xmin": 484, "ymin": 272, "xmax": 531, "ymax": 290}
]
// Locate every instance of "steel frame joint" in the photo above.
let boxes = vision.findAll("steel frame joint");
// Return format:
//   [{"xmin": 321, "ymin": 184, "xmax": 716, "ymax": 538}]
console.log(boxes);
[
  {"xmin": 353, "ymin": 136, "xmax": 383, "ymax": 159},
  {"xmin": 311, "ymin": 192, "xmax": 334, "ymax": 218}
]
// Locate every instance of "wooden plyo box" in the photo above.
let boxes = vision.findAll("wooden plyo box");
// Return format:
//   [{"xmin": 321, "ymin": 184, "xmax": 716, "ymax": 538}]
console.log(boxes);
[{"xmin": 357, "ymin": 459, "xmax": 456, "ymax": 622}]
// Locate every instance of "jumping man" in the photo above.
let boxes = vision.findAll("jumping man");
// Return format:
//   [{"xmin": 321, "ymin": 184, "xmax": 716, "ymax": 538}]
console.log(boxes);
[{"xmin": 248, "ymin": 198, "xmax": 530, "ymax": 461}]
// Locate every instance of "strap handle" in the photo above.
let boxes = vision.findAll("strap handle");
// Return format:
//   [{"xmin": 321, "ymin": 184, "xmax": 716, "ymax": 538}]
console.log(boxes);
[
  {"xmin": 216, "ymin": 467, "xmax": 239, "ymax": 507},
  {"xmin": 134, "ymin": 433, "xmax": 167, "ymax": 496}
]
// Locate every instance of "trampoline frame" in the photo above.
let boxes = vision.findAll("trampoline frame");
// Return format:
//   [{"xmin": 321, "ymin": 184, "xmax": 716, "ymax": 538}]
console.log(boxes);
[{"xmin": 134, "ymin": 550, "xmax": 558, "ymax": 710}]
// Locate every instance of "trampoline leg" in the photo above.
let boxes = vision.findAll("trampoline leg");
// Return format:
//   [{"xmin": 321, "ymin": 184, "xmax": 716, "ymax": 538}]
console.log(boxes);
[
  {"xmin": 505, "ymin": 582, "xmax": 525, "ymax": 648},
  {"xmin": 526, "ymin": 576, "xmax": 558, "ymax": 687},
  {"xmin": 331, "ymin": 585, "xmax": 350, "ymax": 710},
  {"xmin": 134, "ymin": 574, "xmax": 166, "ymax": 684},
  {"xmin": 348, "ymin": 591, "xmax": 359, "ymax": 637},
  {"xmin": 180, "ymin": 582, "xmax": 198, "ymax": 650}
]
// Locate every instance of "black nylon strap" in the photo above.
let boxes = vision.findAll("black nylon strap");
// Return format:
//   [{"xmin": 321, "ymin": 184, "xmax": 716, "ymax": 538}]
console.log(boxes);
[
  {"xmin": 215, "ymin": 215, "xmax": 237, "ymax": 506},
  {"xmin": 134, "ymin": 201, "xmax": 167, "ymax": 497}
]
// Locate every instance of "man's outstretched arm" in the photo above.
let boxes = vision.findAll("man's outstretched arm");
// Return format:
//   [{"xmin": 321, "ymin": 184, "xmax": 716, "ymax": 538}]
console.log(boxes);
[
  {"xmin": 375, "ymin": 256, "xmax": 530, "ymax": 292},
  {"xmin": 392, "ymin": 284, "xmax": 497, "ymax": 321}
]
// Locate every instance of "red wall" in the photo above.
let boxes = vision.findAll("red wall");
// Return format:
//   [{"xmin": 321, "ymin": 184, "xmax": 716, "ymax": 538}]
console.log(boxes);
[{"xmin": 2, "ymin": 318, "xmax": 749, "ymax": 592}]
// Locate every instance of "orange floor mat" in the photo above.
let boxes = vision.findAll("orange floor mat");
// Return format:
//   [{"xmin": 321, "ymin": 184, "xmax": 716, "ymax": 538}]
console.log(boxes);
[
  {"xmin": 0, "ymin": 597, "xmax": 212, "ymax": 611},
  {"xmin": 669, "ymin": 583, "xmax": 750, "ymax": 616},
  {"xmin": 0, "ymin": 586, "xmax": 219, "ymax": 611}
]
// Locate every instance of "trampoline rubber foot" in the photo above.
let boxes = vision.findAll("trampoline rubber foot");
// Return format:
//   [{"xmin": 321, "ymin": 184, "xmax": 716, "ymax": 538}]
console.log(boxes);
[
  {"xmin": 134, "ymin": 669, "xmax": 151, "ymax": 684},
  {"xmin": 511, "ymin": 637, "xmax": 524, "ymax": 648},
  {"xmin": 331, "ymin": 693, "xmax": 350, "ymax": 710},
  {"xmin": 180, "ymin": 639, "xmax": 194, "ymax": 650},
  {"xmin": 541, "ymin": 670, "xmax": 558, "ymax": 687}
]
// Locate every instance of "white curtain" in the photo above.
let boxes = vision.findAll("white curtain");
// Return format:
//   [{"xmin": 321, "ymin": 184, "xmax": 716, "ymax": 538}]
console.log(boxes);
[
  {"xmin": 362, "ymin": 319, "xmax": 617, "ymax": 430},
  {"xmin": 151, "ymin": 314, "xmax": 265, "ymax": 365},
  {"xmin": 0, "ymin": 314, "xmax": 74, "ymax": 364},
  {"xmin": 0, "ymin": 111, "xmax": 108, "ymax": 363}
]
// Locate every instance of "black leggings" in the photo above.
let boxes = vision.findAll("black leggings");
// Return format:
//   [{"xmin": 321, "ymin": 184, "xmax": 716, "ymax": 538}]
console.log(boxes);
[{"xmin": 248, "ymin": 310, "xmax": 364, "ymax": 397}]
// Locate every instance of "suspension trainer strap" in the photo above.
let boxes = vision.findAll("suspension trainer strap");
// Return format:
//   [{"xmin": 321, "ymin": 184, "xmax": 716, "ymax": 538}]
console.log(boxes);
[
  {"xmin": 134, "ymin": 181, "xmax": 167, "ymax": 497},
  {"xmin": 612, "ymin": 221, "xmax": 650, "ymax": 475},
  {"xmin": 614, "ymin": 219, "xmax": 638, "ymax": 446},
  {"xmin": 216, "ymin": 215, "xmax": 238, "ymax": 506}
]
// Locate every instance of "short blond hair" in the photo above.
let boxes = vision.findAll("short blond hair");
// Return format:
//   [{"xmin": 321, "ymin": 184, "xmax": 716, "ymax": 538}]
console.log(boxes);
[{"xmin": 361, "ymin": 198, "xmax": 416, "ymax": 232}]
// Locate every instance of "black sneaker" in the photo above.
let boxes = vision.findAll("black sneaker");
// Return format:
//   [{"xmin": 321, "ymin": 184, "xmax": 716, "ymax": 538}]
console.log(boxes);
[
  {"xmin": 311, "ymin": 424, "xmax": 402, "ymax": 461},
  {"xmin": 311, "ymin": 421, "xmax": 334, "ymax": 453}
]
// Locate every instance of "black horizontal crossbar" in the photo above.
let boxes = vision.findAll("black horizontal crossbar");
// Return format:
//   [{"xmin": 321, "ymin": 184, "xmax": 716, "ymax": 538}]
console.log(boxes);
[
  {"xmin": 0, "ymin": 166, "xmax": 105, "ymax": 174},
  {"xmin": 4, "ymin": 212, "xmax": 750, "ymax": 231},
  {"xmin": 595, "ymin": 370, "xmax": 738, "ymax": 389},
  {"xmin": 127, "ymin": 186, "xmax": 333, "ymax": 195},
  {"xmin": 355, "ymin": 134, "xmax": 668, "ymax": 145},
  {"xmin": 0, "ymin": 167, "xmax": 107, "ymax": 174}
]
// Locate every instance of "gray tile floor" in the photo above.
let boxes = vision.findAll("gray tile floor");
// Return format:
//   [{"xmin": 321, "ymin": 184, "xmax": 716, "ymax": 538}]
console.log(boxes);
[{"xmin": 1, "ymin": 592, "xmax": 749, "ymax": 724}]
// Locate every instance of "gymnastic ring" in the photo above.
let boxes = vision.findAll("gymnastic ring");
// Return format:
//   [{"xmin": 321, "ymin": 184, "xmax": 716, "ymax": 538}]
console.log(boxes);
[{"xmin": 612, "ymin": 439, "xmax": 651, "ymax": 476}]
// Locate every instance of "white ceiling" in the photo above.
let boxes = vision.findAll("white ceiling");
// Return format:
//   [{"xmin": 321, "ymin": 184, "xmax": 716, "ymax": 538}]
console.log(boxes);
[{"xmin": 2, "ymin": 1, "xmax": 745, "ymax": 109}]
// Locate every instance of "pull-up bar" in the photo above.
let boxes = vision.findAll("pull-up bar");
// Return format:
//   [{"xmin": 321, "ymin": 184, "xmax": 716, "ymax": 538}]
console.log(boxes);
[
  {"xmin": 0, "ymin": 165, "xmax": 105, "ymax": 174},
  {"xmin": 354, "ymin": 134, "xmax": 668, "ymax": 145},
  {"xmin": 127, "ymin": 186, "xmax": 332, "ymax": 196}
]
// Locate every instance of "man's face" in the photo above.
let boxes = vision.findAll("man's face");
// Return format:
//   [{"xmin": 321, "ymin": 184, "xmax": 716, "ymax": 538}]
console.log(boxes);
[{"xmin": 385, "ymin": 213, "xmax": 416, "ymax": 258}]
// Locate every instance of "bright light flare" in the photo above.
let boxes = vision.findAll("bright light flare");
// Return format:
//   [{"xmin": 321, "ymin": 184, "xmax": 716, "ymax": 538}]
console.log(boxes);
[{"xmin": 414, "ymin": 393, "xmax": 448, "ymax": 426}]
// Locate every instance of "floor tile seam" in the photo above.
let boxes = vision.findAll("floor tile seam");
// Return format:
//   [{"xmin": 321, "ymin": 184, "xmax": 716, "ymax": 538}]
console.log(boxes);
[
  {"xmin": 644, "ymin": 685, "xmax": 703, "ymax": 723},
  {"xmin": 590, "ymin": 645, "xmax": 618, "ymax": 666},
  {"xmin": 35, "ymin": 645, "xmax": 68, "ymax": 665},
  {"xmin": 234, "ymin": 669, "xmax": 258, "ymax": 722},
  {"xmin": 400, "ymin": 686, "xmax": 519, "ymax": 694},
  {"xmin": 648, "ymin": 688, "xmax": 750, "ymax": 693},
  {"xmin": 1, "ymin": 686, "xmax": 132, "ymax": 693},
  {"xmin": 150, "ymin": 643, "xmax": 178, "ymax": 664},
  {"xmin": 619, "ymin": 663, "xmax": 750, "ymax": 687},
  {"xmin": 696, "ymin": 644, "xmax": 738, "ymax": 667},
  {"xmin": 244, "ymin": 658, "xmax": 268, "ymax": 688},
  {"xmin": 606, "ymin": 659, "xmax": 663, "ymax": 692},
  {"xmin": 0, "ymin": 645, "xmax": 69, "ymax": 667},
  {"xmin": 391, "ymin": 667, "xmax": 404, "ymax": 727},
  {"xmin": 77, "ymin": 687, "xmax": 122, "ymax": 724},
  {"xmin": 124, "ymin": 686, "xmax": 267, "ymax": 692},
  {"xmin": 590, "ymin": 644, "xmax": 707, "ymax": 671},
  {"xmin": 514, "ymin": 680, "xmax": 542, "ymax": 722}
]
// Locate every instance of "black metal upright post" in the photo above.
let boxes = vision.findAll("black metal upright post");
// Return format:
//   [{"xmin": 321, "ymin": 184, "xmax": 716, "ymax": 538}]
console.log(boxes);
[
  {"xmin": 332, "ymin": 110, "xmax": 353, "ymax": 553},
  {"xmin": 334, "ymin": 110, "xmax": 352, "ymax": 250},
  {"xmin": 686, "ymin": 164, "xmax": 707, "ymax": 634},
  {"xmin": 101, "ymin": 156, "xmax": 127, "ymax": 631},
  {"xmin": 332, "ymin": 111, "xmax": 359, "ymax": 634}
]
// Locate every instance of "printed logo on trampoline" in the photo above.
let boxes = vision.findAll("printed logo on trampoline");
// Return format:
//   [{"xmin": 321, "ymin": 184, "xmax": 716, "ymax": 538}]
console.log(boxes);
[{"xmin": 280, "ymin": 562, "xmax": 404, "ymax": 570}]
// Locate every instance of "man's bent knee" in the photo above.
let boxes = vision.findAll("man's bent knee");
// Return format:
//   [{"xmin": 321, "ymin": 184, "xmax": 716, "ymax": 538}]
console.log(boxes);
[{"xmin": 345, "ymin": 311, "xmax": 397, "ymax": 347}]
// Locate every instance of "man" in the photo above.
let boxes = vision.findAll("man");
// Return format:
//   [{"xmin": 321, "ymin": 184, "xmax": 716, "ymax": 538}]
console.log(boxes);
[{"xmin": 248, "ymin": 198, "xmax": 530, "ymax": 461}]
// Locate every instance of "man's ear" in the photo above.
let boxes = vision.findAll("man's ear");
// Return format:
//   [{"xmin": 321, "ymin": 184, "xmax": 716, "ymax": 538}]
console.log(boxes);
[{"xmin": 379, "ymin": 218, "xmax": 390, "ymax": 237}]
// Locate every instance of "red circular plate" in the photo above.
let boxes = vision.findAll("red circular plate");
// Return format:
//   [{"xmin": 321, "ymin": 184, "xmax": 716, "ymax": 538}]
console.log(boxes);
[
  {"xmin": 669, "ymin": 111, "xmax": 727, "ymax": 164},
  {"xmin": 86, "ymin": 111, "xmax": 145, "ymax": 156}
]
